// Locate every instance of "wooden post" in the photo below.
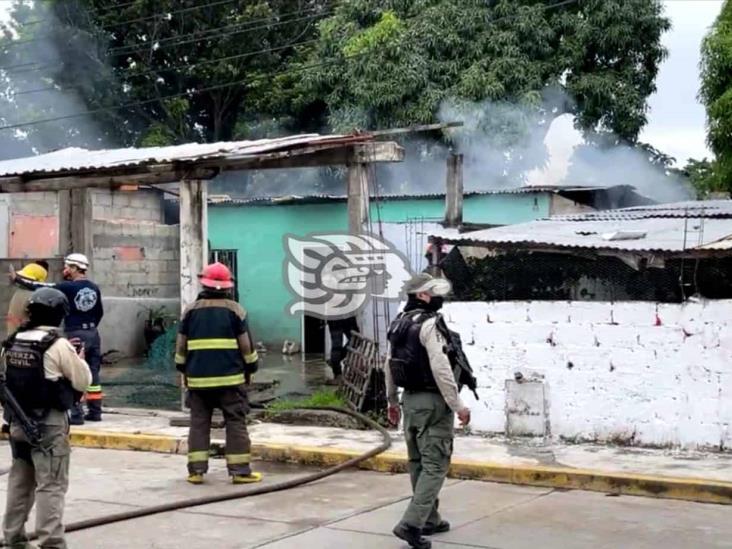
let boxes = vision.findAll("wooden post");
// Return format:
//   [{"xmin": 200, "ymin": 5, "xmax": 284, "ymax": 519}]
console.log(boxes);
[
  {"xmin": 179, "ymin": 180, "xmax": 209, "ymax": 312},
  {"xmin": 347, "ymin": 162, "xmax": 372, "ymax": 235},
  {"xmin": 58, "ymin": 188, "xmax": 93, "ymax": 265},
  {"xmin": 444, "ymin": 153, "xmax": 464, "ymax": 228}
]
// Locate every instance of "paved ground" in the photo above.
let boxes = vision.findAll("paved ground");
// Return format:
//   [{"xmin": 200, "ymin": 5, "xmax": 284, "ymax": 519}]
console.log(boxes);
[
  {"xmin": 83, "ymin": 407, "xmax": 732, "ymax": 483},
  {"xmin": 0, "ymin": 444, "xmax": 729, "ymax": 549}
]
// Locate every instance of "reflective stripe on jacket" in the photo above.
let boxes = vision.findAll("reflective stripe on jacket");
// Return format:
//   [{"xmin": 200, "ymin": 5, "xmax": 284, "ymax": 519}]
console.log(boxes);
[{"xmin": 175, "ymin": 294, "xmax": 258, "ymax": 389}]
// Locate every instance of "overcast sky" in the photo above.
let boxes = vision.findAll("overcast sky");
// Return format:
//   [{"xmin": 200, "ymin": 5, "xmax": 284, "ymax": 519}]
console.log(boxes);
[{"xmin": 639, "ymin": 0, "xmax": 724, "ymax": 165}]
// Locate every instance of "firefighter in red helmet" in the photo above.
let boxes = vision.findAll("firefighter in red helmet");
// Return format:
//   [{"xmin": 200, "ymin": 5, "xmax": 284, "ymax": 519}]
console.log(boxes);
[{"xmin": 175, "ymin": 262, "xmax": 262, "ymax": 484}]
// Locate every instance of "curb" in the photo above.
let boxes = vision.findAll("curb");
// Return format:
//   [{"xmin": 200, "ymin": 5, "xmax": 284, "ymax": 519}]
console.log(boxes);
[{"xmin": 62, "ymin": 430, "xmax": 732, "ymax": 505}]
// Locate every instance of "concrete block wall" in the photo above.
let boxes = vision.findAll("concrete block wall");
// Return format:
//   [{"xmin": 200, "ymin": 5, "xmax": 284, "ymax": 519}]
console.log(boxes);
[
  {"xmin": 92, "ymin": 219, "xmax": 179, "ymax": 299},
  {"xmin": 92, "ymin": 189, "xmax": 163, "ymax": 223},
  {"xmin": 443, "ymin": 299, "xmax": 732, "ymax": 450}
]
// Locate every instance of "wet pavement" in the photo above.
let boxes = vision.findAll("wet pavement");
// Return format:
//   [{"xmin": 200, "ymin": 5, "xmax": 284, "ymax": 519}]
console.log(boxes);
[
  {"xmin": 101, "ymin": 352, "xmax": 333, "ymax": 410},
  {"xmin": 0, "ymin": 446, "xmax": 730, "ymax": 548}
]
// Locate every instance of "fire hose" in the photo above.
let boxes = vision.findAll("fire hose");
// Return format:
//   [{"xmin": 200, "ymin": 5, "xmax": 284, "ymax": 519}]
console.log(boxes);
[{"xmin": 8, "ymin": 406, "xmax": 392, "ymax": 543}]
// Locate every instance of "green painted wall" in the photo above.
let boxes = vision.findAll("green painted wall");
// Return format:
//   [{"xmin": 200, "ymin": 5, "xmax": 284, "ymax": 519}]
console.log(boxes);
[
  {"xmin": 208, "ymin": 192, "xmax": 551, "ymax": 343},
  {"xmin": 370, "ymin": 193, "xmax": 550, "ymax": 224},
  {"xmin": 208, "ymin": 204, "xmax": 347, "ymax": 344}
]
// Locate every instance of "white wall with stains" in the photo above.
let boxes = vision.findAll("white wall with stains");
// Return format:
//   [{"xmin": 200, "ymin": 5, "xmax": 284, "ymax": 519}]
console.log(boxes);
[{"xmin": 443, "ymin": 299, "xmax": 732, "ymax": 450}]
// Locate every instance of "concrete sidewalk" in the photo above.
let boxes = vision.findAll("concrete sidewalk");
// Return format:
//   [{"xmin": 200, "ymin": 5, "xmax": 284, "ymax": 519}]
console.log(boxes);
[{"xmin": 62, "ymin": 407, "xmax": 732, "ymax": 505}]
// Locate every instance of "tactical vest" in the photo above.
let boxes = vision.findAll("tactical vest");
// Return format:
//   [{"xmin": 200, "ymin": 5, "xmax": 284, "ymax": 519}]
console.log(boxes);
[
  {"xmin": 4, "ymin": 329, "xmax": 76, "ymax": 418},
  {"xmin": 387, "ymin": 309, "xmax": 438, "ymax": 392},
  {"xmin": 183, "ymin": 299, "xmax": 248, "ymax": 390}
]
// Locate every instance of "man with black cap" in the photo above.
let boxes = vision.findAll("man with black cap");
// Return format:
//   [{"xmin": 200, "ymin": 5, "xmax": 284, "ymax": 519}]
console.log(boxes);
[
  {"xmin": 386, "ymin": 273, "xmax": 471, "ymax": 549},
  {"xmin": 1, "ymin": 287, "xmax": 91, "ymax": 549}
]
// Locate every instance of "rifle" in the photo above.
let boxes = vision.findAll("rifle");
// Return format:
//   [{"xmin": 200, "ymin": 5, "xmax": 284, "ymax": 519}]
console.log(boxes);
[
  {"xmin": 436, "ymin": 316, "xmax": 479, "ymax": 400},
  {"xmin": 0, "ymin": 379, "xmax": 43, "ymax": 447}
]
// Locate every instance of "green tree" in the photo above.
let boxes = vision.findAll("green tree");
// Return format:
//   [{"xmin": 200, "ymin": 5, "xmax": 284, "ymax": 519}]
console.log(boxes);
[
  {"xmin": 290, "ymin": 0, "xmax": 669, "ymax": 140},
  {"xmin": 0, "ymin": 0, "xmax": 326, "ymax": 150},
  {"xmin": 700, "ymin": 0, "xmax": 732, "ymax": 191}
]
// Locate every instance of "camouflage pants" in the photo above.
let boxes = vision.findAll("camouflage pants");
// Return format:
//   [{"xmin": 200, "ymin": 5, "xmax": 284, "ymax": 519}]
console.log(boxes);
[{"xmin": 400, "ymin": 391, "xmax": 454, "ymax": 529}]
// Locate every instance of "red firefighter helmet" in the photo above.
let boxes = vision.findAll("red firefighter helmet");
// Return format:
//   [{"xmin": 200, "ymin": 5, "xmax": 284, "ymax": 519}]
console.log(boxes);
[{"xmin": 199, "ymin": 262, "xmax": 234, "ymax": 290}]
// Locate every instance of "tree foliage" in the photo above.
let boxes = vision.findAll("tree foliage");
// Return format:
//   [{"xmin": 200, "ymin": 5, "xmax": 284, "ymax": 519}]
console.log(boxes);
[
  {"xmin": 700, "ymin": 0, "xmax": 732, "ymax": 191},
  {"xmin": 292, "ymin": 0, "xmax": 669, "ymax": 140},
  {"xmin": 0, "ymin": 0, "xmax": 326, "ymax": 151},
  {"xmin": 0, "ymin": 0, "xmax": 670, "ymax": 168}
]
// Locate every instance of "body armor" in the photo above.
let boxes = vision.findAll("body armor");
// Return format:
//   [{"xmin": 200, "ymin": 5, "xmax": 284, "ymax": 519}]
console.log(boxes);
[
  {"xmin": 4, "ymin": 329, "xmax": 77, "ymax": 418},
  {"xmin": 387, "ymin": 310, "xmax": 439, "ymax": 392}
]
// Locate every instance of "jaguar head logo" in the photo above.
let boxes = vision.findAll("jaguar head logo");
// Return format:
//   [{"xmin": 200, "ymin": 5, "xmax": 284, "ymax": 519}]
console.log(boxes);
[{"xmin": 283, "ymin": 232, "xmax": 413, "ymax": 320}]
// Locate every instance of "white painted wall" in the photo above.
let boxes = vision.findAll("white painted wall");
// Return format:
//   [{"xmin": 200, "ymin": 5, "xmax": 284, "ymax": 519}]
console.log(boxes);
[
  {"xmin": 443, "ymin": 299, "xmax": 732, "ymax": 450},
  {"xmin": 361, "ymin": 221, "xmax": 443, "ymax": 347}
]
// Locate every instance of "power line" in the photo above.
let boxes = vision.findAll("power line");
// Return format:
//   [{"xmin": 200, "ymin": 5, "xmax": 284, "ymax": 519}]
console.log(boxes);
[
  {"xmin": 103, "ymin": 0, "xmax": 242, "ymax": 29},
  {"xmin": 0, "ymin": 6, "xmax": 328, "ymax": 72},
  {"xmin": 12, "ymin": 38, "xmax": 320, "ymax": 96},
  {"xmin": 109, "ymin": 9, "xmax": 330, "ymax": 56},
  {"xmin": 0, "ymin": 54, "xmax": 356, "ymax": 132},
  {"xmin": 7, "ymin": 0, "xmax": 241, "ymax": 29},
  {"xmin": 0, "ymin": 0, "xmax": 582, "ymax": 132}
]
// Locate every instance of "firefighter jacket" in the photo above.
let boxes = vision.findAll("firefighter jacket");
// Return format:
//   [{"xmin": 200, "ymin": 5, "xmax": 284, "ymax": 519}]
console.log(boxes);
[{"xmin": 175, "ymin": 293, "xmax": 259, "ymax": 390}]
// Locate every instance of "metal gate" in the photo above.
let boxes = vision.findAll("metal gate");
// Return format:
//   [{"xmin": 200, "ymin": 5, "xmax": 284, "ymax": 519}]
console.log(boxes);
[
  {"xmin": 209, "ymin": 249, "xmax": 239, "ymax": 301},
  {"xmin": 339, "ymin": 332, "xmax": 386, "ymax": 413}
]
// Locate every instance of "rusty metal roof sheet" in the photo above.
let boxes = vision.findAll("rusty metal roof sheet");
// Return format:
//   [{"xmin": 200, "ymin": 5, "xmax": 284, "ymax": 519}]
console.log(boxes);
[
  {"xmin": 432, "ymin": 200, "xmax": 732, "ymax": 254},
  {"xmin": 0, "ymin": 134, "xmax": 370, "ymax": 178}
]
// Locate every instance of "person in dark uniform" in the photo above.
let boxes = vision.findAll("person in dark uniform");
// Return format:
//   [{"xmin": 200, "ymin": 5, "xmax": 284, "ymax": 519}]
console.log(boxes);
[
  {"xmin": 175, "ymin": 262, "xmax": 261, "ymax": 485},
  {"xmin": 386, "ymin": 273, "xmax": 471, "ymax": 549},
  {"xmin": 12, "ymin": 253, "xmax": 104, "ymax": 425},
  {"xmin": 326, "ymin": 316, "xmax": 359, "ymax": 384}
]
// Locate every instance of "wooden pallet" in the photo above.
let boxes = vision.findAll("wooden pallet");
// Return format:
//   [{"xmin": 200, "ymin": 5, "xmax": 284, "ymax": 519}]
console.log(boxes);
[{"xmin": 339, "ymin": 332, "xmax": 387, "ymax": 414}]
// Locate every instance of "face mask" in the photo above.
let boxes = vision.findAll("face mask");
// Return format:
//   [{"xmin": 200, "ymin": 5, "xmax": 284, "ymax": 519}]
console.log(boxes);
[{"xmin": 427, "ymin": 296, "xmax": 444, "ymax": 311}]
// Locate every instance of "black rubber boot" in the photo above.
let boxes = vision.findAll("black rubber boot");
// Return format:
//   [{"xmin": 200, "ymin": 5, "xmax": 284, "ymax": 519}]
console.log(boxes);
[
  {"xmin": 392, "ymin": 523, "xmax": 431, "ymax": 549},
  {"xmin": 422, "ymin": 520, "xmax": 451, "ymax": 536}
]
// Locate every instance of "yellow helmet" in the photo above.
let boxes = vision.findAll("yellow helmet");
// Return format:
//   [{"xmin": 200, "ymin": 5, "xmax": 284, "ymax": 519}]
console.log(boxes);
[{"xmin": 17, "ymin": 263, "xmax": 48, "ymax": 282}]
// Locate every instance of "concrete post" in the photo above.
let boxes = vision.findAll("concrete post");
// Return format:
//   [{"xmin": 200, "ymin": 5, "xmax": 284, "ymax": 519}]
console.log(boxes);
[
  {"xmin": 178, "ymin": 179, "xmax": 208, "ymax": 411},
  {"xmin": 179, "ymin": 180, "xmax": 208, "ymax": 312},
  {"xmin": 444, "ymin": 153, "xmax": 464, "ymax": 228},
  {"xmin": 346, "ymin": 161, "xmax": 374, "ymax": 338}
]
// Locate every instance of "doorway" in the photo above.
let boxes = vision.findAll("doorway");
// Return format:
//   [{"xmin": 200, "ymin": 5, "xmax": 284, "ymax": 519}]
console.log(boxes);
[{"xmin": 302, "ymin": 314, "xmax": 326, "ymax": 358}]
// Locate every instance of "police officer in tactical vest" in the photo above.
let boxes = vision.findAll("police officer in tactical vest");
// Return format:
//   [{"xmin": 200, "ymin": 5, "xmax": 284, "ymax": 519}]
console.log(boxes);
[
  {"xmin": 386, "ymin": 273, "xmax": 471, "ymax": 549},
  {"xmin": 2, "ymin": 288, "xmax": 91, "ymax": 549},
  {"xmin": 175, "ymin": 262, "xmax": 262, "ymax": 485}
]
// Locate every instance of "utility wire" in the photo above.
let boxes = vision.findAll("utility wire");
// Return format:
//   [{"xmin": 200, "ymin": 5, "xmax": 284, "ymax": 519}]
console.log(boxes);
[
  {"xmin": 0, "ymin": 54, "xmax": 358, "ymax": 132},
  {"xmin": 109, "ymin": 9, "xmax": 331, "ymax": 55},
  {"xmin": 0, "ymin": 7, "xmax": 329, "ymax": 72},
  {"xmin": 13, "ymin": 37, "xmax": 320, "ymax": 96},
  {"xmin": 0, "ymin": 0, "xmax": 581, "ymax": 132},
  {"xmin": 8, "ymin": 0, "xmax": 242, "ymax": 29}
]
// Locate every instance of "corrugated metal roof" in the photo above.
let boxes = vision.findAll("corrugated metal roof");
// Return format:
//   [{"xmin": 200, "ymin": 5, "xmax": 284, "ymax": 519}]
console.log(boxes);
[
  {"xmin": 432, "ymin": 200, "xmax": 732, "ymax": 253},
  {"xmin": 552, "ymin": 200, "xmax": 732, "ymax": 221},
  {"xmin": 206, "ymin": 184, "xmax": 640, "ymax": 206},
  {"xmin": 0, "ymin": 134, "xmax": 367, "ymax": 178}
]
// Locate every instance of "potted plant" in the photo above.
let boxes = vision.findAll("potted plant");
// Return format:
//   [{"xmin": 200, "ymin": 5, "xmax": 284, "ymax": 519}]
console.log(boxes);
[{"xmin": 140, "ymin": 306, "xmax": 177, "ymax": 351}]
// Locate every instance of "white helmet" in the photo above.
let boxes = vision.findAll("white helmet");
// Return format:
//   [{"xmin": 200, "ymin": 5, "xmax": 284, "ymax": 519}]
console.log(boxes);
[{"xmin": 65, "ymin": 253, "xmax": 89, "ymax": 271}]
